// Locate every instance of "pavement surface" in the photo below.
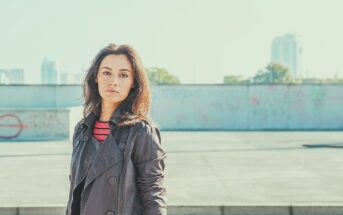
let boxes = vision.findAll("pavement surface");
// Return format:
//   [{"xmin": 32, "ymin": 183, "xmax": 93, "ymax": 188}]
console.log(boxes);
[{"xmin": 0, "ymin": 131, "xmax": 343, "ymax": 207}]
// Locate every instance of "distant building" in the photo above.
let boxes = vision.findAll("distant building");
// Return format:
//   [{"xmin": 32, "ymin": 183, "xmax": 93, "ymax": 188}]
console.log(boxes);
[
  {"xmin": 0, "ymin": 69, "xmax": 9, "ymax": 84},
  {"xmin": 8, "ymin": 68, "xmax": 24, "ymax": 84},
  {"xmin": 59, "ymin": 72, "xmax": 84, "ymax": 84},
  {"xmin": 0, "ymin": 68, "xmax": 24, "ymax": 84},
  {"xmin": 271, "ymin": 34, "xmax": 303, "ymax": 78},
  {"xmin": 41, "ymin": 57, "xmax": 57, "ymax": 84},
  {"xmin": 59, "ymin": 73, "xmax": 69, "ymax": 84},
  {"xmin": 73, "ymin": 73, "xmax": 84, "ymax": 84}
]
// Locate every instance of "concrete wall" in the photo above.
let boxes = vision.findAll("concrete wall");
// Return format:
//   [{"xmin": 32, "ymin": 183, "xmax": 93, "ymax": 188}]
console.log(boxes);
[
  {"xmin": 152, "ymin": 85, "xmax": 343, "ymax": 130},
  {"xmin": 0, "ymin": 109, "xmax": 69, "ymax": 141},
  {"xmin": 0, "ymin": 84, "xmax": 82, "ymax": 108},
  {"xmin": 68, "ymin": 106, "xmax": 83, "ymax": 141},
  {"xmin": 1, "ymin": 84, "xmax": 343, "ymax": 140}
]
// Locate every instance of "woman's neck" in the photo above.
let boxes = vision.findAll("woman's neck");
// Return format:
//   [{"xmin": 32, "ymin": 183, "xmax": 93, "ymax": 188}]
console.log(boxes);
[{"xmin": 100, "ymin": 101, "xmax": 118, "ymax": 121}]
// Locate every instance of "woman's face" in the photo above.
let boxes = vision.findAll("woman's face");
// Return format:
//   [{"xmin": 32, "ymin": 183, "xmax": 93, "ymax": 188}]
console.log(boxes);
[{"xmin": 96, "ymin": 54, "xmax": 135, "ymax": 107}]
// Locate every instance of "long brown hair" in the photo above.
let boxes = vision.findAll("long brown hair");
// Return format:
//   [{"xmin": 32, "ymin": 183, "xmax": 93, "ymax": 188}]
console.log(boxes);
[{"xmin": 82, "ymin": 43, "xmax": 154, "ymax": 127}]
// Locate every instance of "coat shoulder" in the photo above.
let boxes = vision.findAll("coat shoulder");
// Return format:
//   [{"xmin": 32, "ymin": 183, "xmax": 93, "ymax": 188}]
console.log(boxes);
[
  {"xmin": 73, "ymin": 120, "xmax": 83, "ymax": 133},
  {"xmin": 133, "ymin": 119, "xmax": 160, "ymax": 136},
  {"xmin": 71, "ymin": 119, "xmax": 85, "ymax": 142},
  {"xmin": 131, "ymin": 119, "xmax": 164, "ymax": 164}
]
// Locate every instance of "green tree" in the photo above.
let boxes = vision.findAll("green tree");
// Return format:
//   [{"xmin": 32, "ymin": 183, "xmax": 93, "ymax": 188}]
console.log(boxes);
[
  {"xmin": 223, "ymin": 75, "xmax": 250, "ymax": 84},
  {"xmin": 145, "ymin": 67, "xmax": 180, "ymax": 85},
  {"xmin": 253, "ymin": 63, "xmax": 292, "ymax": 84}
]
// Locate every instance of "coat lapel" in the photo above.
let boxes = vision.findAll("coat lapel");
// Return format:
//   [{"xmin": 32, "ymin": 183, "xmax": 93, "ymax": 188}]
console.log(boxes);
[
  {"xmin": 72, "ymin": 132, "xmax": 97, "ymax": 191},
  {"xmin": 72, "ymin": 112, "xmax": 97, "ymax": 191},
  {"xmin": 83, "ymin": 133, "xmax": 124, "ymax": 190},
  {"xmin": 72, "ymin": 107, "xmax": 132, "ymax": 192}
]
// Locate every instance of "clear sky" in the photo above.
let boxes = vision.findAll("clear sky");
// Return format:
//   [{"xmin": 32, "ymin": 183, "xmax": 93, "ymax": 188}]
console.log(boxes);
[{"xmin": 1, "ymin": 0, "xmax": 343, "ymax": 84}]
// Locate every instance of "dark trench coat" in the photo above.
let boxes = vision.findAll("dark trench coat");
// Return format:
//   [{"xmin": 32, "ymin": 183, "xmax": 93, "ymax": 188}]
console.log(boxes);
[{"xmin": 65, "ymin": 110, "xmax": 167, "ymax": 215}]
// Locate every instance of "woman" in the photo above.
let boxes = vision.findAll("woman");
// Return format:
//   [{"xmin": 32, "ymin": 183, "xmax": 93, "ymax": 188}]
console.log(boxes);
[{"xmin": 66, "ymin": 43, "xmax": 167, "ymax": 215}]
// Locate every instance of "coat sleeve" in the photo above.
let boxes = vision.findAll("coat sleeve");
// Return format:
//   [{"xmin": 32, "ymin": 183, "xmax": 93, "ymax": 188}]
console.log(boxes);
[
  {"xmin": 132, "ymin": 122, "xmax": 167, "ymax": 215},
  {"xmin": 66, "ymin": 121, "xmax": 82, "ymax": 215}
]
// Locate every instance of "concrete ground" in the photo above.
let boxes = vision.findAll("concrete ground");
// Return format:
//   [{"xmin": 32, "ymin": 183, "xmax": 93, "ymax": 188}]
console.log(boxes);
[{"xmin": 0, "ymin": 131, "xmax": 343, "ymax": 207}]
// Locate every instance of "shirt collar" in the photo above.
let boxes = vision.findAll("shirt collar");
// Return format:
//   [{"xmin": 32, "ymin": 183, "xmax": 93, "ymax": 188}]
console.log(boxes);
[
  {"xmin": 82, "ymin": 105, "xmax": 124, "ymax": 129},
  {"xmin": 109, "ymin": 105, "xmax": 124, "ymax": 125}
]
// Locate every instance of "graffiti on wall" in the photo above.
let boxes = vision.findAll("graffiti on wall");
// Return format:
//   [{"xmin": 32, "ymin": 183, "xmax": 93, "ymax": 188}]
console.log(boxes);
[
  {"xmin": 0, "ymin": 110, "xmax": 69, "ymax": 141},
  {"xmin": 0, "ymin": 113, "xmax": 28, "ymax": 139}
]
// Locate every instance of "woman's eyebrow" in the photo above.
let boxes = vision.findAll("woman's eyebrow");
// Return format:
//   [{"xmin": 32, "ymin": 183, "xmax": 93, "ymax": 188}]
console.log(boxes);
[
  {"xmin": 100, "ymin": 66, "xmax": 112, "ymax": 71},
  {"xmin": 119, "ymin": 69, "xmax": 131, "ymax": 72},
  {"xmin": 101, "ymin": 67, "xmax": 131, "ymax": 72}
]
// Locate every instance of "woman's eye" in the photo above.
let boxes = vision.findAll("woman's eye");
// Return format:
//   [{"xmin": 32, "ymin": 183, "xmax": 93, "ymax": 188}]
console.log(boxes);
[
  {"xmin": 103, "ymin": 71, "xmax": 110, "ymax": 75},
  {"xmin": 120, "ymin": 74, "xmax": 128, "ymax": 78}
]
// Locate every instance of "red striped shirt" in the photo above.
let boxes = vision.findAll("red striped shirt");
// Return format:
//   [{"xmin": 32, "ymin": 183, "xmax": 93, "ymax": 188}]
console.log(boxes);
[{"xmin": 93, "ymin": 120, "xmax": 110, "ymax": 142}]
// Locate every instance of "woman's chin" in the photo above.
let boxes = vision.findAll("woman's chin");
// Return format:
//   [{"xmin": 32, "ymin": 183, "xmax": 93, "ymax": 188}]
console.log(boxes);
[{"xmin": 102, "ymin": 98, "xmax": 123, "ymax": 105}]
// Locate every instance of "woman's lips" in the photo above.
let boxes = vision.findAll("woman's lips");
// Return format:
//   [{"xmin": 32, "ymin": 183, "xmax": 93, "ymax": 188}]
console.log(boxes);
[{"xmin": 106, "ymin": 89, "xmax": 119, "ymax": 93}]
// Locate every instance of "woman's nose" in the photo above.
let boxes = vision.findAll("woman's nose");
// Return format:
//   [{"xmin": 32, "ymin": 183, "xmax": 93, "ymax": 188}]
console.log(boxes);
[{"xmin": 108, "ymin": 75, "xmax": 119, "ymax": 86}]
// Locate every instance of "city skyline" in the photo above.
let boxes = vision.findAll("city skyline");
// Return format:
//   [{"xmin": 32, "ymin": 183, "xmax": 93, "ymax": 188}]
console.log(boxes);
[
  {"xmin": 1, "ymin": 0, "xmax": 343, "ymax": 84},
  {"xmin": 0, "ymin": 57, "xmax": 84, "ymax": 84}
]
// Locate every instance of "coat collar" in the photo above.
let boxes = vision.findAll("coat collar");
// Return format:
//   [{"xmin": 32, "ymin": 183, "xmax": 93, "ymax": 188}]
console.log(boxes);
[{"xmin": 82, "ymin": 105, "xmax": 124, "ymax": 129}]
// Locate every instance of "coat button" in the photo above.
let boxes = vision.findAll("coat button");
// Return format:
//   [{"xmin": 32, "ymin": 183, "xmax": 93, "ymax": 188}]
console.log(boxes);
[
  {"xmin": 119, "ymin": 142, "xmax": 125, "ymax": 150},
  {"xmin": 105, "ymin": 210, "xmax": 115, "ymax": 215},
  {"xmin": 74, "ymin": 140, "xmax": 81, "ymax": 147},
  {"xmin": 105, "ymin": 210, "xmax": 114, "ymax": 215},
  {"xmin": 108, "ymin": 176, "xmax": 117, "ymax": 185}
]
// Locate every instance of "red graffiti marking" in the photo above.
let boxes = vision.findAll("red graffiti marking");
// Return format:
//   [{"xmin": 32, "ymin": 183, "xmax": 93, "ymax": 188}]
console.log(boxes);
[
  {"xmin": 268, "ymin": 85, "xmax": 277, "ymax": 91},
  {"xmin": 251, "ymin": 96, "xmax": 260, "ymax": 106},
  {"xmin": 291, "ymin": 101, "xmax": 303, "ymax": 110},
  {"xmin": 0, "ymin": 113, "xmax": 28, "ymax": 139}
]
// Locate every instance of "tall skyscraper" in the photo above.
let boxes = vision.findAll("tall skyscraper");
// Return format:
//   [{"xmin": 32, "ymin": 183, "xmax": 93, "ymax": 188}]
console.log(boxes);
[
  {"xmin": 41, "ymin": 57, "xmax": 57, "ymax": 84},
  {"xmin": 271, "ymin": 34, "xmax": 303, "ymax": 78}
]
